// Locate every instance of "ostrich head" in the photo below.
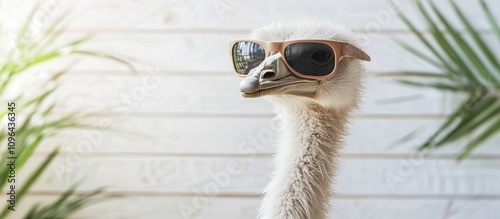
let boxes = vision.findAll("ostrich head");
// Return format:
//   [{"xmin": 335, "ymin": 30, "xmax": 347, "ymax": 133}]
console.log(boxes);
[{"xmin": 232, "ymin": 18, "xmax": 370, "ymax": 111}]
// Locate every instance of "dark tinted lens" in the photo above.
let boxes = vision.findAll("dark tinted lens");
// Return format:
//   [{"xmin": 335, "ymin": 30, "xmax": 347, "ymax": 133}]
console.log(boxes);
[
  {"xmin": 232, "ymin": 42, "xmax": 266, "ymax": 75},
  {"xmin": 284, "ymin": 43, "xmax": 335, "ymax": 76}
]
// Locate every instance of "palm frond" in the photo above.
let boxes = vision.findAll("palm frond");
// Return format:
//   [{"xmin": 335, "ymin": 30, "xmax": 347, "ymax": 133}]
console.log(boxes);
[
  {"xmin": 388, "ymin": 0, "xmax": 500, "ymax": 159},
  {"xmin": 0, "ymin": 2, "xmax": 134, "ymax": 219},
  {"xmin": 24, "ymin": 185, "xmax": 105, "ymax": 219}
]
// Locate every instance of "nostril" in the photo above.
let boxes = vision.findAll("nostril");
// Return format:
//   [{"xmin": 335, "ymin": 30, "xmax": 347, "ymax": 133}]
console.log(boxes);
[{"xmin": 261, "ymin": 71, "xmax": 276, "ymax": 80}]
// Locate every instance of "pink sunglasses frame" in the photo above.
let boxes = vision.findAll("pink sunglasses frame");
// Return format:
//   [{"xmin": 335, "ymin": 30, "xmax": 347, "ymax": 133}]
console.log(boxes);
[{"xmin": 230, "ymin": 39, "xmax": 371, "ymax": 80}]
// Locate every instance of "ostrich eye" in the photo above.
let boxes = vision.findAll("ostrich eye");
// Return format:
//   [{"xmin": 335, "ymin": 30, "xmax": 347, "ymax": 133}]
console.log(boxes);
[
  {"xmin": 310, "ymin": 51, "xmax": 333, "ymax": 65},
  {"xmin": 285, "ymin": 42, "xmax": 335, "ymax": 76}
]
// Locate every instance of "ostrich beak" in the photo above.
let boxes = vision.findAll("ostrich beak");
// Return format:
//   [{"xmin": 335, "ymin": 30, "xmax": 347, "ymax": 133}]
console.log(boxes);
[{"xmin": 239, "ymin": 53, "xmax": 317, "ymax": 98}]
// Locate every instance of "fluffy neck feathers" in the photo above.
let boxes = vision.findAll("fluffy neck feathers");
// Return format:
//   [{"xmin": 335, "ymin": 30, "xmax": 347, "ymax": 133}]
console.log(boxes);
[{"xmin": 259, "ymin": 104, "xmax": 350, "ymax": 219}]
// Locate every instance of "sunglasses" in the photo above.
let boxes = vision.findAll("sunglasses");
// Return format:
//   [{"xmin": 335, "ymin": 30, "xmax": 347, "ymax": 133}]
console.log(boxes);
[{"xmin": 230, "ymin": 39, "xmax": 371, "ymax": 80}]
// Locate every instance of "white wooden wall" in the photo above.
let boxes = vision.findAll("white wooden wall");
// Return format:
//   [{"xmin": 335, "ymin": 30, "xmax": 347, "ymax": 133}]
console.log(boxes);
[{"xmin": 2, "ymin": 0, "xmax": 500, "ymax": 218}]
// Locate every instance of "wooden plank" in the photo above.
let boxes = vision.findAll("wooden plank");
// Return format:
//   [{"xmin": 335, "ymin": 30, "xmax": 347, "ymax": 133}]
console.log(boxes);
[
  {"xmin": 16, "ymin": 156, "xmax": 500, "ymax": 196},
  {"xmin": 11, "ymin": 74, "xmax": 440, "ymax": 115},
  {"xmin": 332, "ymin": 198, "xmax": 448, "ymax": 219},
  {"xmin": 0, "ymin": 196, "xmax": 259, "ymax": 219},
  {"xmin": 24, "ymin": 32, "xmax": 439, "ymax": 73},
  {"xmin": 481, "ymin": 135, "xmax": 500, "ymax": 155},
  {"xmin": 446, "ymin": 200, "xmax": 500, "ymax": 219},
  {"xmin": 19, "ymin": 31, "xmax": 499, "ymax": 76},
  {"xmin": 2, "ymin": 0, "xmax": 498, "ymax": 32},
  {"xmin": 35, "ymin": 116, "xmax": 500, "ymax": 156},
  {"xmin": 0, "ymin": 195, "xmax": 459, "ymax": 219},
  {"xmin": 4, "ymin": 195, "xmax": 500, "ymax": 219}
]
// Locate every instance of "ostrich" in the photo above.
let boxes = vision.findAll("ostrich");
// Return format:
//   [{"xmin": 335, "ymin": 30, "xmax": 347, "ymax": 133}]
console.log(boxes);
[{"xmin": 230, "ymin": 18, "xmax": 370, "ymax": 219}]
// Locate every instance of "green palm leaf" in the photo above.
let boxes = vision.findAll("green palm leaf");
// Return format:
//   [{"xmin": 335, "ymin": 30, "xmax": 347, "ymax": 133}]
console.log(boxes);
[
  {"xmin": 388, "ymin": 0, "xmax": 500, "ymax": 159},
  {"xmin": 0, "ymin": 2, "xmax": 134, "ymax": 219}
]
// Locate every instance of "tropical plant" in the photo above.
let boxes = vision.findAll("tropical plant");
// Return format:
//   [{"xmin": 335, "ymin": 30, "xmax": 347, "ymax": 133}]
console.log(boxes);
[
  {"xmin": 0, "ymin": 2, "xmax": 132, "ymax": 218},
  {"xmin": 384, "ymin": 0, "xmax": 500, "ymax": 159}
]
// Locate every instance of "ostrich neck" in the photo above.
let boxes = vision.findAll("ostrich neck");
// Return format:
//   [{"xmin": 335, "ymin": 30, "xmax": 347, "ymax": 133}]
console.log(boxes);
[{"xmin": 260, "ymin": 104, "xmax": 350, "ymax": 219}]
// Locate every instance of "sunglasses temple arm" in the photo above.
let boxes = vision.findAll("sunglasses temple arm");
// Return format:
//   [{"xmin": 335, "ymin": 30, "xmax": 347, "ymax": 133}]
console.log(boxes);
[{"xmin": 343, "ymin": 43, "xmax": 371, "ymax": 62}]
